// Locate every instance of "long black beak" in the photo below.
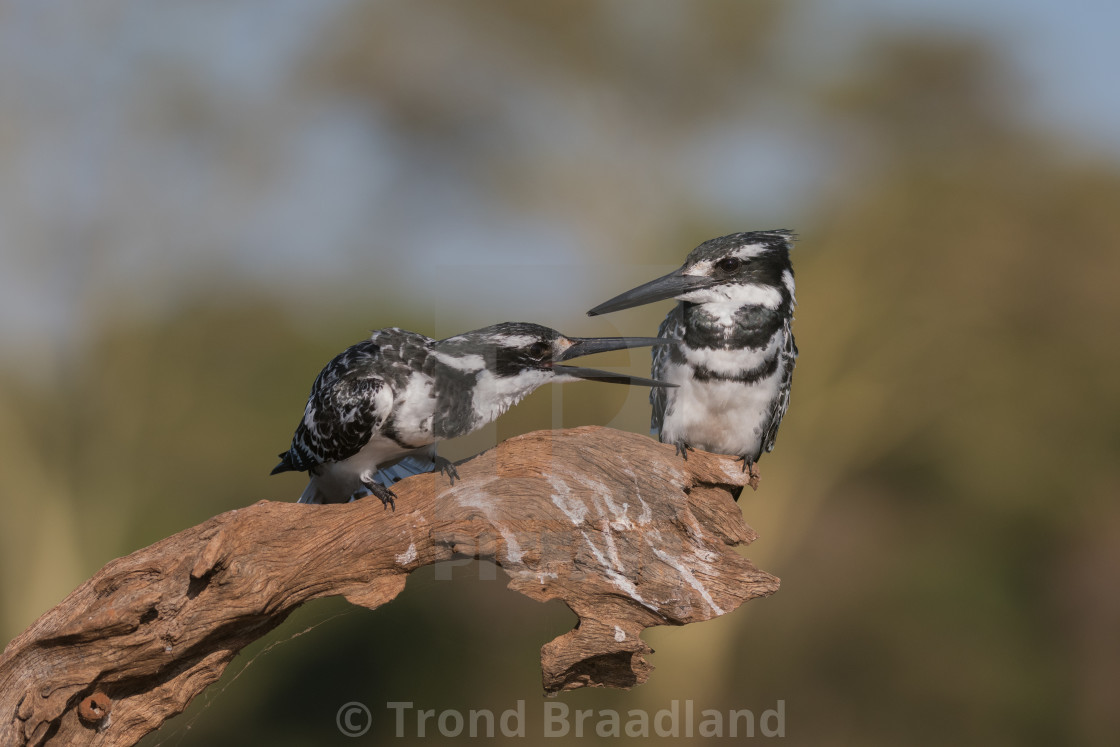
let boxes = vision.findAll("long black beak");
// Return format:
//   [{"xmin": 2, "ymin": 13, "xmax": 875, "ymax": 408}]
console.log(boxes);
[
  {"xmin": 552, "ymin": 366, "xmax": 670, "ymax": 387},
  {"xmin": 586, "ymin": 269, "xmax": 709, "ymax": 316},
  {"xmin": 558, "ymin": 336, "xmax": 669, "ymax": 360},
  {"xmin": 553, "ymin": 336, "xmax": 676, "ymax": 387}
]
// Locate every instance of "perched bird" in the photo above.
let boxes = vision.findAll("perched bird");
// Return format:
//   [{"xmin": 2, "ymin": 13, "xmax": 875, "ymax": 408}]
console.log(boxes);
[
  {"xmin": 272, "ymin": 323, "xmax": 673, "ymax": 505},
  {"xmin": 587, "ymin": 230, "xmax": 797, "ymax": 489}
]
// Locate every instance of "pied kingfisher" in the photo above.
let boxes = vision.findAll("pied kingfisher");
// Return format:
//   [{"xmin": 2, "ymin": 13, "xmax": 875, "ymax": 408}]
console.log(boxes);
[
  {"xmin": 272, "ymin": 322, "xmax": 672, "ymax": 506},
  {"xmin": 588, "ymin": 230, "xmax": 797, "ymax": 489}
]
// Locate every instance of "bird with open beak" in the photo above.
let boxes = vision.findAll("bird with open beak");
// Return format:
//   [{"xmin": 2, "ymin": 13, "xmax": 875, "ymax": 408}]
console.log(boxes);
[{"xmin": 272, "ymin": 322, "xmax": 675, "ymax": 505}]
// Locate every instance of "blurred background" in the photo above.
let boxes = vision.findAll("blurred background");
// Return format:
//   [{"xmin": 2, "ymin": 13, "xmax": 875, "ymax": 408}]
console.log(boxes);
[{"xmin": 2, "ymin": 0, "xmax": 1118, "ymax": 744}]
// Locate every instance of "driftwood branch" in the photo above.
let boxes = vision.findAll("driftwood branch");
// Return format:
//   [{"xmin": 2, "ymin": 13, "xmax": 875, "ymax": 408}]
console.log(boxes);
[{"xmin": 1, "ymin": 426, "xmax": 779, "ymax": 746}]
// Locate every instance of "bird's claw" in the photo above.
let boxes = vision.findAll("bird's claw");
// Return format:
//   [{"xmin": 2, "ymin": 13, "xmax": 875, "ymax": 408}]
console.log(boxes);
[
  {"xmin": 735, "ymin": 456, "xmax": 761, "ymax": 490},
  {"xmin": 433, "ymin": 455, "xmax": 460, "ymax": 485},
  {"xmin": 673, "ymin": 441, "xmax": 694, "ymax": 460},
  {"xmin": 368, "ymin": 482, "xmax": 397, "ymax": 511}
]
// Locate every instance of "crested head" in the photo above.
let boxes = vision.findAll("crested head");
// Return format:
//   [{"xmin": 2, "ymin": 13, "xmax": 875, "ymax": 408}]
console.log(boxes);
[
  {"xmin": 429, "ymin": 322, "xmax": 674, "ymax": 433},
  {"xmin": 684, "ymin": 230, "xmax": 794, "ymax": 265},
  {"xmin": 435, "ymin": 321, "xmax": 674, "ymax": 387},
  {"xmin": 586, "ymin": 229, "xmax": 797, "ymax": 317},
  {"xmin": 435, "ymin": 322, "xmax": 566, "ymax": 378},
  {"xmin": 450, "ymin": 322, "xmax": 564, "ymax": 349},
  {"xmin": 677, "ymin": 230, "xmax": 796, "ymax": 307}
]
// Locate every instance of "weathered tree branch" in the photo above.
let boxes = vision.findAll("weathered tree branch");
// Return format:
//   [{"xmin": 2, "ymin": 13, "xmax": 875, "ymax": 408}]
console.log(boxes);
[{"xmin": 1, "ymin": 426, "xmax": 779, "ymax": 746}]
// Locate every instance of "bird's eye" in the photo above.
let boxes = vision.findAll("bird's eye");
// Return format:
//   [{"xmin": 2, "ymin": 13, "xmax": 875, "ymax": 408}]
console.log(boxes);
[
  {"xmin": 716, "ymin": 257, "xmax": 743, "ymax": 272},
  {"xmin": 528, "ymin": 342, "xmax": 551, "ymax": 360}
]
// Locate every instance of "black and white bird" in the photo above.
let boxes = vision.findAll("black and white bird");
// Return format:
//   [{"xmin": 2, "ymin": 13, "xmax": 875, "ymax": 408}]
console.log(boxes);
[
  {"xmin": 272, "ymin": 323, "xmax": 673, "ymax": 505},
  {"xmin": 587, "ymin": 230, "xmax": 797, "ymax": 489}
]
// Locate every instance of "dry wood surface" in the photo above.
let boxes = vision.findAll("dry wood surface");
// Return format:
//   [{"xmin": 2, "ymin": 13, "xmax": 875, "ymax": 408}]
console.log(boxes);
[{"xmin": 0, "ymin": 426, "xmax": 778, "ymax": 745}]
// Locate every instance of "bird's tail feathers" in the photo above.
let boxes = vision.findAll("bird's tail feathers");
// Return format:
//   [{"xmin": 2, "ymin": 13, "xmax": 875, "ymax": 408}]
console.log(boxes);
[{"xmin": 270, "ymin": 451, "xmax": 297, "ymax": 476}]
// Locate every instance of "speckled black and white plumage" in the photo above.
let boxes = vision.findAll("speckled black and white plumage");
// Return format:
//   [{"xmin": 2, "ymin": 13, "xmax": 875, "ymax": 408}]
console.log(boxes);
[
  {"xmin": 591, "ymin": 230, "xmax": 798, "ymax": 479},
  {"xmin": 273, "ymin": 330, "xmax": 423, "ymax": 465},
  {"xmin": 270, "ymin": 328, "xmax": 436, "ymax": 505},
  {"xmin": 272, "ymin": 323, "xmax": 671, "ymax": 505}
]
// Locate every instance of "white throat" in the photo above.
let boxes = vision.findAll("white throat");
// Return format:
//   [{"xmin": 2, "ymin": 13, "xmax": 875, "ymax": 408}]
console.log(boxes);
[{"xmin": 471, "ymin": 368, "xmax": 550, "ymax": 426}]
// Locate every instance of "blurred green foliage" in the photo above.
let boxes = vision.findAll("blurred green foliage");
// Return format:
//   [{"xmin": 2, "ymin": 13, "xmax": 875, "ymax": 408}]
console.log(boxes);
[{"xmin": 1, "ymin": 2, "xmax": 1118, "ymax": 745}]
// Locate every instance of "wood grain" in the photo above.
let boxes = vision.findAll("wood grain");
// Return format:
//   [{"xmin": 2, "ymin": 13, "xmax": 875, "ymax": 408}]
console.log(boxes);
[{"xmin": 0, "ymin": 426, "xmax": 778, "ymax": 745}]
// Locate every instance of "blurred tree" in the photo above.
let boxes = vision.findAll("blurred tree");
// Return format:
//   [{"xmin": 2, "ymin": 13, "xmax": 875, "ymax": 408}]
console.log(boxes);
[
  {"xmin": 0, "ymin": 2, "xmax": 1116, "ymax": 745},
  {"xmin": 708, "ymin": 35, "xmax": 1120, "ymax": 747}
]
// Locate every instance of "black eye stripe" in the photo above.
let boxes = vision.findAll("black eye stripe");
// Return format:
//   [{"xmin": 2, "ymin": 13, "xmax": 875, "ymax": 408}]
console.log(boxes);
[{"xmin": 716, "ymin": 257, "xmax": 742, "ymax": 272}]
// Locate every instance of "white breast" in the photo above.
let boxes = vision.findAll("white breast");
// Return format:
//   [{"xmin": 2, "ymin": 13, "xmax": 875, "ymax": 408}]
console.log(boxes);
[
  {"xmin": 470, "ymin": 368, "xmax": 550, "ymax": 427},
  {"xmin": 681, "ymin": 331, "xmax": 781, "ymax": 376},
  {"xmin": 391, "ymin": 371, "xmax": 438, "ymax": 445},
  {"xmin": 659, "ymin": 353, "xmax": 785, "ymax": 458}
]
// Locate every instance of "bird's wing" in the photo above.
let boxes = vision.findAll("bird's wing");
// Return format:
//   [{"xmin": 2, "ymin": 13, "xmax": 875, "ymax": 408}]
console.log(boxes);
[
  {"xmin": 761, "ymin": 323, "xmax": 798, "ymax": 454},
  {"xmin": 366, "ymin": 327, "xmax": 437, "ymax": 374},
  {"xmin": 650, "ymin": 303, "xmax": 685, "ymax": 438},
  {"xmin": 279, "ymin": 340, "xmax": 396, "ymax": 472}
]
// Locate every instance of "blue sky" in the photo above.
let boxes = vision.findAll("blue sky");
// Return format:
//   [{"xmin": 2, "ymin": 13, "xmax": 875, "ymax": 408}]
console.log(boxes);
[
  {"xmin": 2, "ymin": 0, "xmax": 1118, "ymax": 367},
  {"xmin": 793, "ymin": 0, "xmax": 1120, "ymax": 153}
]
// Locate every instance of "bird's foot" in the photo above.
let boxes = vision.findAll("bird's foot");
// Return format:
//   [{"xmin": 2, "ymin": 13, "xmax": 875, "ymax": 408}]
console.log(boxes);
[
  {"xmin": 674, "ymin": 441, "xmax": 694, "ymax": 460},
  {"xmin": 366, "ymin": 481, "xmax": 397, "ymax": 511},
  {"xmin": 735, "ymin": 457, "xmax": 761, "ymax": 490},
  {"xmin": 433, "ymin": 455, "xmax": 460, "ymax": 485}
]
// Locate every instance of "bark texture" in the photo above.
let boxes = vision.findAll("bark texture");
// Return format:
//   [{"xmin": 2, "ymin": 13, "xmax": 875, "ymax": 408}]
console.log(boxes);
[{"xmin": 0, "ymin": 426, "xmax": 778, "ymax": 746}]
